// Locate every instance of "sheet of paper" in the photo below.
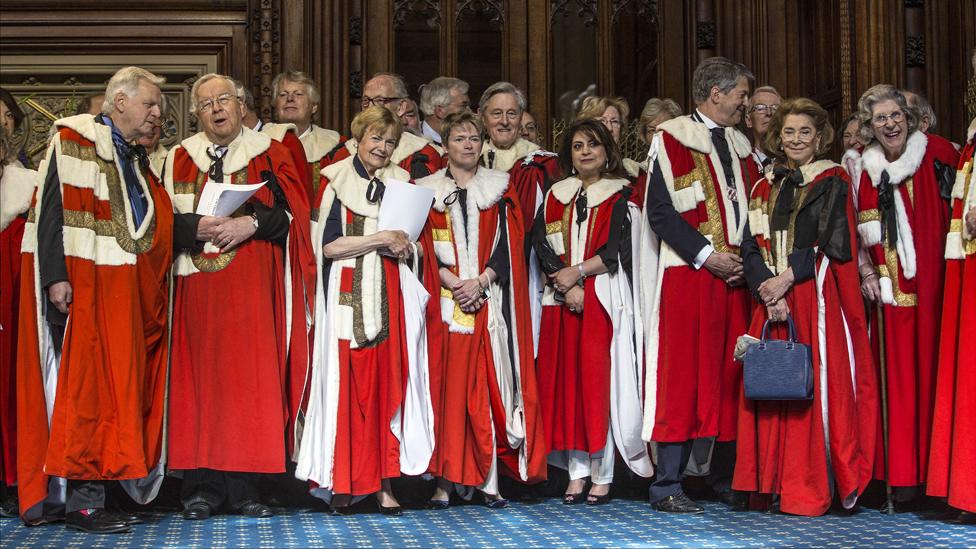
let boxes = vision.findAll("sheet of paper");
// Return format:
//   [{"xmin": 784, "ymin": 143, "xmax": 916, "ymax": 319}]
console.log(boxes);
[
  {"xmin": 195, "ymin": 180, "xmax": 266, "ymax": 217},
  {"xmin": 377, "ymin": 178, "xmax": 435, "ymax": 241}
]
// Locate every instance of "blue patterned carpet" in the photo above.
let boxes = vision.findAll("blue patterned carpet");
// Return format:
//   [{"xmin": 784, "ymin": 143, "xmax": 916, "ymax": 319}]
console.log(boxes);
[{"xmin": 2, "ymin": 499, "xmax": 974, "ymax": 547}]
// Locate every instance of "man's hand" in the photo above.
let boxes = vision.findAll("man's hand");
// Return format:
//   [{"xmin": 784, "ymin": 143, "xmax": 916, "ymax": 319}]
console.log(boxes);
[
  {"xmin": 196, "ymin": 215, "xmax": 230, "ymax": 241},
  {"xmin": 703, "ymin": 252, "xmax": 744, "ymax": 285},
  {"xmin": 212, "ymin": 216, "xmax": 257, "ymax": 252},
  {"xmin": 453, "ymin": 278, "xmax": 484, "ymax": 311},
  {"xmin": 48, "ymin": 281, "xmax": 73, "ymax": 314},
  {"xmin": 564, "ymin": 285, "xmax": 585, "ymax": 313}
]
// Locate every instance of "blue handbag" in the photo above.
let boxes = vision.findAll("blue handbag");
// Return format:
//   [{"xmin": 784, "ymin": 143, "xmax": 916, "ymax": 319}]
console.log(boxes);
[{"xmin": 742, "ymin": 314, "xmax": 813, "ymax": 401}]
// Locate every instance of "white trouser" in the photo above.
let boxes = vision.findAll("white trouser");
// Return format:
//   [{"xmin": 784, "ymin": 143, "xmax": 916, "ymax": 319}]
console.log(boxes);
[{"xmin": 547, "ymin": 429, "xmax": 615, "ymax": 485}]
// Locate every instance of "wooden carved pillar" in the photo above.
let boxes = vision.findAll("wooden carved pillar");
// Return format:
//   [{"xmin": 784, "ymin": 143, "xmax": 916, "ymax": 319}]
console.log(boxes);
[
  {"xmin": 695, "ymin": 0, "xmax": 716, "ymax": 64},
  {"xmin": 903, "ymin": 0, "xmax": 925, "ymax": 94},
  {"xmin": 249, "ymin": 0, "xmax": 282, "ymax": 121},
  {"xmin": 852, "ymin": 0, "xmax": 903, "ymax": 98}
]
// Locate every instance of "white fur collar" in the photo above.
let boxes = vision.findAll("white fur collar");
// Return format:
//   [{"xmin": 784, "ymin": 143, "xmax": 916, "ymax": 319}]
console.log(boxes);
[
  {"xmin": 968, "ymin": 117, "xmax": 976, "ymax": 143},
  {"xmin": 0, "ymin": 165, "xmax": 36, "ymax": 231},
  {"xmin": 657, "ymin": 116, "xmax": 752, "ymax": 159},
  {"xmin": 342, "ymin": 130, "xmax": 434, "ymax": 166},
  {"xmin": 300, "ymin": 124, "xmax": 341, "ymax": 162},
  {"xmin": 417, "ymin": 167, "xmax": 510, "ymax": 213},
  {"xmin": 799, "ymin": 159, "xmax": 840, "ymax": 185},
  {"xmin": 180, "ymin": 126, "xmax": 272, "ymax": 176},
  {"xmin": 623, "ymin": 157, "xmax": 643, "ymax": 177},
  {"xmin": 862, "ymin": 130, "xmax": 928, "ymax": 187},
  {"xmin": 319, "ymin": 155, "xmax": 410, "ymax": 218},
  {"xmin": 549, "ymin": 176, "xmax": 627, "ymax": 208},
  {"xmin": 482, "ymin": 138, "xmax": 539, "ymax": 172},
  {"xmin": 53, "ymin": 114, "xmax": 115, "ymax": 161},
  {"xmin": 260, "ymin": 122, "xmax": 297, "ymax": 143}
]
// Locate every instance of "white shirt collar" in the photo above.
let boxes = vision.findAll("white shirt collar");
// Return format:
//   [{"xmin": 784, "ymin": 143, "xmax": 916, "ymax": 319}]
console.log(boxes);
[
  {"xmin": 422, "ymin": 120, "xmax": 441, "ymax": 145},
  {"xmin": 695, "ymin": 109, "xmax": 721, "ymax": 130},
  {"xmin": 251, "ymin": 119, "xmax": 264, "ymax": 132}
]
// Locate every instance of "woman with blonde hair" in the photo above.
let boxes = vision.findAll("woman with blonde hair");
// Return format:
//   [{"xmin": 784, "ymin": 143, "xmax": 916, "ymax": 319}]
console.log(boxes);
[
  {"xmin": 735, "ymin": 97, "xmax": 879, "ymax": 516},
  {"xmin": 296, "ymin": 106, "xmax": 437, "ymax": 516}
]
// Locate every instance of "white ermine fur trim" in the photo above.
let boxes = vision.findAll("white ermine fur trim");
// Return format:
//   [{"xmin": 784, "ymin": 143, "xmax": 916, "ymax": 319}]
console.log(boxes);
[
  {"xmin": 300, "ymin": 125, "xmax": 341, "ymax": 163},
  {"xmin": 893, "ymin": 190, "xmax": 916, "ymax": 279},
  {"xmin": 481, "ymin": 138, "xmax": 538, "ymax": 172},
  {"xmin": 799, "ymin": 160, "xmax": 839, "ymax": 184},
  {"xmin": 862, "ymin": 131, "xmax": 927, "ymax": 187},
  {"xmin": 52, "ymin": 114, "xmax": 114, "ymax": 161},
  {"xmin": 878, "ymin": 275, "xmax": 895, "ymax": 305},
  {"xmin": 623, "ymin": 157, "xmax": 642, "ymax": 178},
  {"xmin": 318, "ymin": 156, "xmax": 410, "ymax": 218},
  {"xmin": 671, "ymin": 181, "xmax": 705, "ymax": 213},
  {"xmin": 944, "ymin": 232, "xmax": 964, "ymax": 260},
  {"xmin": 0, "ymin": 165, "xmax": 37, "ymax": 231},
  {"xmin": 260, "ymin": 122, "xmax": 297, "ymax": 143},
  {"xmin": 549, "ymin": 177, "xmax": 627, "ymax": 207},
  {"xmin": 417, "ymin": 167, "xmax": 510, "ymax": 213},
  {"xmin": 522, "ymin": 148, "xmax": 558, "ymax": 167},
  {"xmin": 180, "ymin": 127, "xmax": 271, "ymax": 176},
  {"xmin": 857, "ymin": 220, "xmax": 882, "ymax": 247},
  {"xmin": 968, "ymin": 117, "xmax": 976, "ymax": 143},
  {"xmin": 657, "ymin": 117, "xmax": 712, "ymax": 154}
]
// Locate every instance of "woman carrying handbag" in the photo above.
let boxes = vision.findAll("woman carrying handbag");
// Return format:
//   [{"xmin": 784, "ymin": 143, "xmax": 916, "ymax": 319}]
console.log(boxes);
[{"xmin": 734, "ymin": 98, "xmax": 880, "ymax": 516}]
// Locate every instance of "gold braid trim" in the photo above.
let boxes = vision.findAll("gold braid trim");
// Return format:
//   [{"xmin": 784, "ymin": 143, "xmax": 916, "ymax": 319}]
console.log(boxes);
[
  {"xmin": 691, "ymin": 151, "xmax": 731, "ymax": 253},
  {"xmin": 190, "ymin": 169, "xmax": 247, "ymax": 273},
  {"xmin": 347, "ymin": 212, "xmax": 389, "ymax": 347}
]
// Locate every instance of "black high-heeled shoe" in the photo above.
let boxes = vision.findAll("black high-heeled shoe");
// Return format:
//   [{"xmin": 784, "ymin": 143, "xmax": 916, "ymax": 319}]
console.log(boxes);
[
  {"xmin": 378, "ymin": 504, "xmax": 403, "ymax": 516},
  {"xmin": 426, "ymin": 499, "xmax": 450, "ymax": 510},
  {"xmin": 586, "ymin": 493, "xmax": 611, "ymax": 505},
  {"xmin": 563, "ymin": 492, "xmax": 586, "ymax": 505}
]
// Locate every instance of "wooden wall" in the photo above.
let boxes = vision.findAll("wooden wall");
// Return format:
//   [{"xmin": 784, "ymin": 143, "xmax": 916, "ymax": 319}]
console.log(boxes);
[{"xmin": 2, "ymin": 0, "xmax": 974, "ymax": 160}]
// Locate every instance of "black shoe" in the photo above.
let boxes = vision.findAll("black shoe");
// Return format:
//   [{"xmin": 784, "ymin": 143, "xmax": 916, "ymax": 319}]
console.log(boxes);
[
  {"xmin": 586, "ymin": 493, "xmax": 611, "ymax": 506},
  {"xmin": 182, "ymin": 502, "xmax": 212, "ymax": 521},
  {"xmin": 426, "ymin": 499, "xmax": 450, "ymax": 510},
  {"xmin": 378, "ymin": 505, "xmax": 402, "ymax": 516},
  {"xmin": 716, "ymin": 489, "xmax": 748, "ymax": 510},
  {"xmin": 484, "ymin": 497, "xmax": 509, "ymax": 509},
  {"xmin": 65, "ymin": 509, "xmax": 131, "ymax": 534},
  {"xmin": 653, "ymin": 493, "xmax": 705, "ymax": 514},
  {"xmin": 957, "ymin": 511, "xmax": 975, "ymax": 525},
  {"xmin": 236, "ymin": 500, "xmax": 273, "ymax": 518},
  {"xmin": 563, "ymin": 492, "xmax": 586, "ymax": 505},
  {"xmin": 110, "ymin": 510, "xmax": 145, "ymax": 525}
]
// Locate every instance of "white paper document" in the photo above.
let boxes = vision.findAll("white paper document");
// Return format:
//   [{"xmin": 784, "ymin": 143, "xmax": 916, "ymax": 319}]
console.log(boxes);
[
  {"xmin": 195, "ymin": 180, "xmax": 266, "ymax": 217},
  {"xmin": 377, "ymin": 178, "xmax": 435, "ymax": 241}
]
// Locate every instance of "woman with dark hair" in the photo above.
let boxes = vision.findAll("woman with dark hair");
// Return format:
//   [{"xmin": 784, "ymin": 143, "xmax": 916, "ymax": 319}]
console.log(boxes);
[
  {"xmin": 735, "ymin": 97, "xmax": 879, "ymax": 516},
  {"xmin": 854, "ymin": 84, "xmax": 959, "ymax": 508},
  {"xmin": 532, "ymin": 119, "xmax": 652, "ymax": 505},
  {"xmin": 0, "ymin": 88, "xmax": 29, "ymax": 168}
]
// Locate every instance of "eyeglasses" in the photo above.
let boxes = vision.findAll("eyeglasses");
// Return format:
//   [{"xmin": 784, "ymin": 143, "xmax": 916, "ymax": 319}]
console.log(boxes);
[
  {"xmin": 599, "ymin": 117, "xmax": 621, "ymax": 127},
  {"xmin": 871, "ymin": 111, "xmax": 904, "ymax": 127},
  {"xmin": 197, "ymin": 93, "xmax": 238, "ymax": 114},
  {"xmin": 361, "ymin": 95, "xmax": 405, "ymax": 108},
  {"xmin": 750, "ymin": 104, "xmax": 779, "ymax": 115},
  {"xmin": 781, "ymin": 128, "xmax": 817, "ymax": 143}
]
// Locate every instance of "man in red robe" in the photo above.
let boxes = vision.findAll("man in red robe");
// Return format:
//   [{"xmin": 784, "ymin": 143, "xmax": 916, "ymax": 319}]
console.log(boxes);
[
  {"xmin": 0, "ymin": 130, "xmax": 35, "ymax": 516},
  {"xmin": 640, "ymin": 57, "xmax": 758, "ymax": 513},
  {"xmin": 927, "ymin": 118, "xmax": 976, "ymax": 522},
  {"xmin": 17, "ymin": 67, "xmax": 190, "ymax": 533},
  {"xmin": 323, "ymin": 72, "xmax": 443, "ymax": 179},
  {"xmin": 267, "ymin": 70, "xmax": 344, "ymax": 201},
  {"xmin": 164, "ymin": 73, "xmax": 315, "ymax": 520}
]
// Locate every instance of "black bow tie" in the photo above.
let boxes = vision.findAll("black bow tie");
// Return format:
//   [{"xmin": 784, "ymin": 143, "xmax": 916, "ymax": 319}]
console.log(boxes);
[
  {"xmin": 877, "ymin": 170, "xmax": 898, "ymax": 248},
  {"xmin": 444, "ymin": 185, "xmax": 464, "ymax": 206},
  {"xmin": 771, "ymin": 166, "xmax": 804, "ymax": 231},
  {"xmin": 575, "ymin": 189, "xmax": 588, "ymax": 225},
  {"xmin": 366, "ymin": 177, "xmax": 386, "ymax": 203},
  {"xmin": 206, "ymin": 147, "xmax": 227, "ymax": 182}
]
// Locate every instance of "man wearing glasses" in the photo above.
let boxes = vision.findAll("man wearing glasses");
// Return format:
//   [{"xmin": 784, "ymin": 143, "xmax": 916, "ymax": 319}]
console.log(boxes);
[
  {"xmin": 267, "ymin": 70, "xmax": 344, "ymax": 201},
  {"xmin": 164, "ymin": 73, "xmax": 316, "ymax": 522},
  {"xmin": 325, "ymin": 72, "xmax": 443, "ymax": 179},
  {"xmin": 744, "ymin": 85, "xmax": 781, "ymax": 174}
]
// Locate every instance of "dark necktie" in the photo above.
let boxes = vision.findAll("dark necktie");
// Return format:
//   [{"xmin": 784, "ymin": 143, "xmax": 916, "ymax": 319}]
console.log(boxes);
[
  {"xmin": 876, "ymin": 170, "xmax": 898, "ymax": 247},
  {"xmin": 365, "ymin": 177, "xmax": 386, "ymax": 203},
  {"xmin": 487, "ymin": 150, "xmax": 496, "ymax": 170},
  {"xmin": 770, "ymin": 166, "xmax": 804, "ymax": 232},
  {"xmin": 110, "ymin": 131, "xmax": 148, "ymax": 227},
  {"xmin": 710, "ymin": 127, "xmax": 738, "ymax": 203},
  {"xmin": 207, "ymin": 146, "xmax": 227, "ymax": 182}
]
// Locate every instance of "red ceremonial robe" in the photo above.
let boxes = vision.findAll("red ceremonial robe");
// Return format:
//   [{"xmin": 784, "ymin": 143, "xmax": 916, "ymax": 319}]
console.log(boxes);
[
  {"xmin": 323, "ymin": 131, "xmax": 443, "ymax": 181},
  {"xmin": 295, "ymin": 156, "xmax": 437, "ymax": 499},
  {"xmin": 17, "ymin": 114, "xmax": 174, "ymax": 520},
  {"xmin": 165, "ymin": 127, "xmax": 315, "ymax": 473},
  {"xmin": 927, "ymin": 120, "xmax": 976, "ymax": 513},
  {"xmin": 260, "ymin": 122, "xmax": 313, "ymax": 203},
  {"xmin": 419, "ymin": 167, "xmax": 547, "ymax": 492},
  {"xmin": 735, "ymin": 161, "xmax": 879, "ymax": 516},
  {"xmin": 856, "ymin": 130, "xmax": 959, "ymax": 487},
  {"xmin": 624, "ymin": 157, "xmax": 649, "ymax": 209},
  {"xmin": 0, "ymin": 164, "xmax": 36, "ymax": 486},
  {"xmin": 481, "ymin": 139, "xmax": 561, "ymax": 234},
  {"xmin": 640, "ymin": 116, "xmax": 758, "ymax": 444}
]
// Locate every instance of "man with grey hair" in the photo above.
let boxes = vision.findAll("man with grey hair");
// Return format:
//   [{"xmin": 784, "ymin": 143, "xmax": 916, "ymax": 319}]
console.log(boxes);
[
  {"xmin": 164, "ymin": 72, "xmax": 315, "ymax": 522},
  {"xmin": 419, "ymin": 76, "xmax": 470, "ymax": 146},
  {"xmin": 478, "ymin": 81, "xmax": 560, "ymax": 231},
  {"xmin": 269, "ymin": 70, "xmax": 343, "ymax": 199},
  {"xmin": 902, "ymin": 90, "xmax": 937, "ymax": 133},
  {"xmin": 324, "ymin": 72, "xmax": 442, "ymax": 178},
  {"xmin": 17, "ymin": 65, "xmax": 197, "ymax": 533},
  {"xmin": 744, "ymin": 85, "xmax": 781, "ymax": 172},
  {"xmin": 641, "ymin": 56, "xmax": 758, "ymax": 514}
]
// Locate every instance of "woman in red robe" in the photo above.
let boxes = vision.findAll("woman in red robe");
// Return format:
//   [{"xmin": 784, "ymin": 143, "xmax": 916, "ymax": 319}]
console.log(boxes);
[
  {"xmin": 532, "ymin": 119, "xmax": 652, "ymax": 505},
  {"xmin": 0, "ymin": 131, "xmax": 35, "ymax": 515},
  {"xmin": 420, "ymin": 112, "xmax": 547, "ymax": 508},
  {"xmin": 295, "ymin": 107, "xmax": 437, "ymax": 516},
  {"xmin": 853, "ymin": 85, "xmax": 959, "ymax": 507},
  {"xmin": 927, "ymin": 118, "xmax": 976, "ymax": 521},
  {"xmin": 735, "ymin": 98, "xmax": 879, "ymax": 516}
]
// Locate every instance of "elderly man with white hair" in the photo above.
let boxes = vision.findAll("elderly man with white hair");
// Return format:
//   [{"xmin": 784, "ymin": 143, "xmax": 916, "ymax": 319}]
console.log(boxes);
[
  {"xmin": 16, "ymin": 66, "xmax": 198, "ymax": 533},
  {"xmin": 419, "ymin": 76, "xmax": 470, "ymax": 146},
  {"xmin": 164, "ymin": 72, "xmax": 316, "ymax": 522},
  {"xmin": 325, "ymin": 72, "xmax": 444, "ymax": 179}
]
